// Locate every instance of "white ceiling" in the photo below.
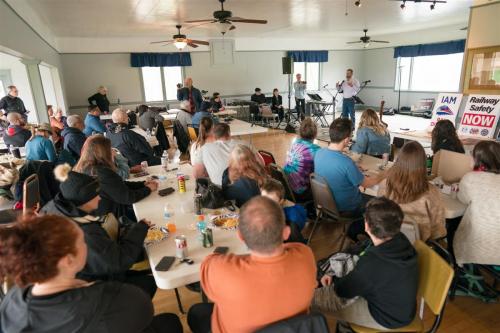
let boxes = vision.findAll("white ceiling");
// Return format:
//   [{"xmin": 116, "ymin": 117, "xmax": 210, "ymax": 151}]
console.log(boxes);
[{"xmin": 6, "ymin": 0, "xmax": 473, "ymax": 53}]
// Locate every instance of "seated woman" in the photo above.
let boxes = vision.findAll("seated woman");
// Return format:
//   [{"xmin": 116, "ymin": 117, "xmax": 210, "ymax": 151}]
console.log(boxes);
[
  {"xmin": 41, "ymin": 164, "xmax": 156, "ymax": 298},
  {"xmin": 453, "ymin": 141, "xmax": 500, "ymax": 266},
  {"xmin": 431, "ymin": 119, "xmax": 465, "ymax": 154},
  {"xmin": 74, "ymin": 135, "xmax": 157, "ymax": 219},
  {"xmin": 211, "ymin": 92, "xmax": 224, "ymax": 112},
  {"xmin": 283, "ymin": 118, "xmax": 320, "ymax": 202},
  {"xmin": 0, "ymin": 215, "xmax": 183, "ymax": 333},
  {"xmin": 50, "ymin": 107, "xmax": 67, "ymax": 130},
  {"xmin": 351, "ymin": 109, "xmax": 390, "ymax": 157},
  {"xmin": 137, "ymin": 104, "xmax": 170, "ymax": 153},
  {"xmin": 378, "ymin": 141, "xmax": 446, "ymax": 241},
  {"xmin": 271, "ymin": 88, "xmax": 284, "ymax": 121},
  {"xmin": 222, "ymin": 144, "xmax": 266, "ymax": 207},
  {"xmin": 25, "ymin": 123, "xmax": 57, "ymax": 162},
  {"xmin": 190, "ymin": 116, "xmax": 214, "ymax": 166}
]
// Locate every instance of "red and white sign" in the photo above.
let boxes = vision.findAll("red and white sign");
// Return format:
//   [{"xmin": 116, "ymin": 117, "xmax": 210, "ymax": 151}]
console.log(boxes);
[
  {"xmin": 429, "ymin": 93, "xmax": 463, "ymax": 128},
  {"xmin": 459, "ymin": 95, "xmax": 500, "ymax": 138}
]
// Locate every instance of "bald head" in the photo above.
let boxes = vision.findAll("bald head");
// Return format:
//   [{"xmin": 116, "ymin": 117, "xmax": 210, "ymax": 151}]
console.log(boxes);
[
  {"xmin": 184, "ymin": 77, "xmax": 193, "ymax": 88},
  {"xmin": 111, "ymin": 108, "xmax": 128, "ymax": 124},
  {"xmin": 238, "ymin": 196, "xmax": 286, "ymax": 254}
]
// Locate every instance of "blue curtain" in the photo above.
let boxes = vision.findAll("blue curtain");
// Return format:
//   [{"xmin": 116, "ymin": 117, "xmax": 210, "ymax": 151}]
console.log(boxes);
[
  {"xmin": 130, "ymin": 52, "xmax": 192, "ymax": 67},
  {"xmin": 393, "ymin": 39, "xmax": 466, "ymax": 58},
  {"xmin": 287, "ymin": 50, "xmax": 328, "ymax": 62}
]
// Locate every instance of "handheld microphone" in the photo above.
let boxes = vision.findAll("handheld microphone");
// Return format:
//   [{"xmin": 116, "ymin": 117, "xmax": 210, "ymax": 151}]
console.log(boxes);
[
  {"xmin": 322, "ymin": 84, "xmax": 329, "ymax": 88},
  {"xmin": 363, "ymin": 80, "xmax": 371, "ymax": 84}
]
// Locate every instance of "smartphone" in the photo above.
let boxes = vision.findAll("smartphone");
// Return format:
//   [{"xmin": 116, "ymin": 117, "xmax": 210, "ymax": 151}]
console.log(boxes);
[
  {"xmin": 155, "ymin": 256, "xmax": 176, "ymax": 271},
  {"xmin": 133, "ymin": 171, "xmax": 149, "ymax": 178},
  {"xmin": 214, "ymin": 246, "xmax": 229, "ymax": 255},
  {"xmin": 158, "ymin": 187, "xmax": 175, "ymax": 197}
]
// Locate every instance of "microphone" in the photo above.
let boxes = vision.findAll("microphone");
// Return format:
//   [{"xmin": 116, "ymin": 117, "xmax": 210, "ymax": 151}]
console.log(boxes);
[
  {"xmin": 363, "ymin": 80, "xmax": 371, "ymax": 84},
  {"xmin": 322, "ymin": 84, "xmax": 329, "ymax": 88}
]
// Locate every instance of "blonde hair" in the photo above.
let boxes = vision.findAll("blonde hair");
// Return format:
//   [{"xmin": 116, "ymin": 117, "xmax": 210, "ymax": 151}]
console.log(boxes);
[
  {"xmin": 359, "ymin": 109, "xmax": 387, "ymax": 135},
  {"xmin": 111, "ymin": 108, "xmax": 128, "ymax": 123},
  {"xmin": 228, "ymin": 145, "xmax": 267, "ymax": 186}
]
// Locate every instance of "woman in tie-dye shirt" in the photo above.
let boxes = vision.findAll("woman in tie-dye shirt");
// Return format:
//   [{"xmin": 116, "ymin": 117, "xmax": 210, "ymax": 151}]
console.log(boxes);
[{"xmin": 283, "ymin": 118, "xmax": 320, "ymax": 200}]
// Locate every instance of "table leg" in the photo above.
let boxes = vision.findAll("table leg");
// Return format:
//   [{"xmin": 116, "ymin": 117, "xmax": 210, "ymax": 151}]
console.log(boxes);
[{"xmin": 174, "ymin": 288, "xmax": 185, "ymax": 314}]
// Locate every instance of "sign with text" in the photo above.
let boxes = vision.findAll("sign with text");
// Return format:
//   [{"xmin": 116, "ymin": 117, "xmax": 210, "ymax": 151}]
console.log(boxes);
[
  {"xmin": 459, "ymin": 95, "xmax": 500, "ymax": 138},
  {"xmin": 429, "ymin": 93, "xmax": 463, "ymax": 128}
]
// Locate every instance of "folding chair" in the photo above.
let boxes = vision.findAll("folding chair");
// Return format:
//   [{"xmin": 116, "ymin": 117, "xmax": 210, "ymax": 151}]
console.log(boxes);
[
  {"xmin": 268, "ymin": 163, "xmax": 296, "ymax": 203},
  {"xmin": 258, "ymin": 150, "xmax": 277, "ymax": 166},
  {"xmin": 255, "ymin": 312, "xmax": 330, "ymax": 333},
  {"xmin": 401, "ymin": 219, "xmax": 421, "ymax": 244},
  {"xmin": 350, "ymin": 240, "xmax": 454, "ymax": 333},
  {"xmin": 308, "ymin": 173, "xmax": 362, "ymax": 247},
  {"xmin": 260, "ymin": 104, "xmax": 279, "ymax": 127},
  {"xmin": 23, "ymin": 174, "xmax": 40, "ymax": 216},
  {"xmin": 187, "ymin": 125, "xmax": 198, "ymax": 142}
]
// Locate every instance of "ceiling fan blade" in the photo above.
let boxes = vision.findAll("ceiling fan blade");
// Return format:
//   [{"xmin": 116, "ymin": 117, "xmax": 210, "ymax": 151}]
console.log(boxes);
[
  {"xmin": 160, "ymin": 42, "xmax": 174, "ymax": 46},
  {"xmin": 185, "ymin": 21, "xmax": 214, "ymax": 30},
  {"xmin": 188, "ymin": 39, "xmax": 210, "ymax": 46},
  {"xmin": 150, "ymin": 40, "xmax": 173, "ymax": 44},
  {"xmin": 187, "ymin": 43, "xmax": 199, "ymax": 48},
  {"xmin": 185, "ymin": 19, "xmax": 215, "ymax": 23},
  {"xmin": 229, "ymin": 25, "xmax": 236, "ymax": 31},
  {"xmin": 346, "ymin": 41, "xmax": 362, "ymax": 44},
  {"xmin": 229, "ymin": 18, "xmax": 268, "ymax": 24},
  {"xmin": 371, "ymin": 40, "xmax": 390, "ymax": 43}
]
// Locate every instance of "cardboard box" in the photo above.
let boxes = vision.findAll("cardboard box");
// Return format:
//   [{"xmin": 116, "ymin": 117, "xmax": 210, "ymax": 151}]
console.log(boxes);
[{"xmin": 431, "ymin": 149, "xmax": 473, "ymax": 184}]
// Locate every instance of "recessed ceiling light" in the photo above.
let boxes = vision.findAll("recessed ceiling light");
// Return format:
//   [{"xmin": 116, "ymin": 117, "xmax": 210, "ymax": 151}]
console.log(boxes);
[{"xmin": 355, "ymin": 1, "xmax": 362, "ymax": 7}]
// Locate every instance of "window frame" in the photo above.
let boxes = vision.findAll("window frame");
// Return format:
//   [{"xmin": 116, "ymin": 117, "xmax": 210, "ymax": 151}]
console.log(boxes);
[
  {"xmin": 394, "ymin": 53, "xmax": 464, "ymax": 93},
  {"xmin": 140, "ymin": 66, "xmax": 185, "ymax": 103},
  {"xmin": 293, "ymin": 61, "xmax": 322, "ymax": 91}
]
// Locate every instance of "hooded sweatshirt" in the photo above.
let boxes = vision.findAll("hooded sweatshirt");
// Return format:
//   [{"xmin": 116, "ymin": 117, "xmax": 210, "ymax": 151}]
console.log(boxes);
[
  {"xmin": 106, "ymin": 123, "xmax": 160, "ymax": 167},
  {"xmin": 3, "ymin": 125, "xmax": 31, "ymax": 147},
  {"xmin": 41, "ymin": 193, "xmax": 148, "ymax": 281},
  {"xmin": 0, "ymin": 281, "xmax": 155, "ymax": 333},
  {"xmin": 334, "ymin": 232, "xmax": 418, "ymax": 329}
]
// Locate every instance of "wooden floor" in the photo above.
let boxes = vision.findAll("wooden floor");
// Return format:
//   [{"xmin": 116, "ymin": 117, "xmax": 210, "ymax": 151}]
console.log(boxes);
[{"xmin": 154, "ymin": 129, "xmax": 500, "ymax": 333}]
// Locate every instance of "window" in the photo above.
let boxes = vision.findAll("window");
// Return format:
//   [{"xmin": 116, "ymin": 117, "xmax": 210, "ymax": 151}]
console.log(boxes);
[
  {"xmin": 141, "ymin": 66, "xmax": 183, "ymax": 102},
  {"xmin": 395, "ymin": 53, "xmax": 463, "ymax": 92},
  {"xmin": 293, "ymin": 62, "xmax": 320, "ymax": 90},
  {"xmin": 39, "ymin": 64, "xmax": 58, "ymax": 108}
]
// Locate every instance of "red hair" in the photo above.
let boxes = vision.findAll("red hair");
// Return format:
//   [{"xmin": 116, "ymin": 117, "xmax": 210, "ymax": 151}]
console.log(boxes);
[
  {"xmin": 0, "ymin": 215, "xmax": 79, "ymax": 287},
  {"xmin": 228, "ymin": 145, "xmax": 267, "ymax": 186}
]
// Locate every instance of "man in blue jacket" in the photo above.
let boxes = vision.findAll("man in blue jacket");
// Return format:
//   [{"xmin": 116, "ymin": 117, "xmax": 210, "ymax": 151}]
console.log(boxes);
[
  {"xmin": 62, "ymin": 115, "xmax": 87, "ymax": 160},
  {"xmin": 83, "ymin": 105, "xmax": 106, "ymax": 136},
  {"xmin": 177, "ymin": 77, "xmax": 203, "ymax": 113}
]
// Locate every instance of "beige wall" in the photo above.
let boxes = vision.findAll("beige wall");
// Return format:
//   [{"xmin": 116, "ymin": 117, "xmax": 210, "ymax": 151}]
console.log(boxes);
[{"xmin": 467, "ymin": 2, "xmax": 500, "ymax": 49}]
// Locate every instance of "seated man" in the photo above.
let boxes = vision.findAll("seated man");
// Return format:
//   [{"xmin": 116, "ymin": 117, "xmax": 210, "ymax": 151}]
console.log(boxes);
[
  {"xmin": 211, "ymin": 92, "xmax": 224, "ymax": 112},
  {"xmin": 41, "ymin": 164, "xmax": 157, "ymax": 298},
  {"xmin": 314, "ymin": 118, "xmax": 385, "ymax": 239},
  {"xmin": 188, "ymin": 196, "xmax": 317, "ymax": 333},
  {"xmin": 192, "ymin": 101, "xmax": 219, "ymax": 129},
  {"xmin": 313, "ymin": 197, "xmax": 418, "ymax": 330},
  {"xmin": 176, "ymin": 100, "xmax": 194, "ymax": 133},
  {"xmin": 193, "ymin": 123, "xmax": 238, "ymax": 186},
  {"xmin": 106, "ymin": 108, "xmax": 160, "ymax": 167},
  {"xmin": 83, "ymin": 105, "xmax": 106, "ymax": 136},
  {"xmin": 62, "ymin": 114, "xmax": 87, "ymax": 160},
  {"xmin": 250, "ymin": 87, "xmax": 266, "ymax": 119},
  {"xmin": 3, "ymin": 112, "xmax": 31, "ymax": 147}
]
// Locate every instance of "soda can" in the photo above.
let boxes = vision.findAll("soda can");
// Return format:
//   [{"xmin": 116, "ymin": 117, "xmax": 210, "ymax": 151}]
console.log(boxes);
[
  {"xmin": 202, "ymin": 228, "xmax": 213, "ymax": 248},
  {"xmin": 175, "ymin": 235, "xmax": 188, "ymax": 259},
  {"xmin": 177, "ymin": 174, "xmax": 186, "ymax": 193},
  {"xmin": 141, "ymin": 161, "xmax": 148, "ymax": 172}
]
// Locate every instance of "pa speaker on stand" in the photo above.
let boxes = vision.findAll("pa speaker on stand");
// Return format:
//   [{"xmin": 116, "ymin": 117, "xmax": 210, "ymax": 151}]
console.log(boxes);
[{"xmin": 282, "ymin": 57, "xmax": 293, "ymax": 75}]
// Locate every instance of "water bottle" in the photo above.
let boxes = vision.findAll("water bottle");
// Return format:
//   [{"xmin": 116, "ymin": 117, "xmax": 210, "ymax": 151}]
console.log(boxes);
[
  {"xmin": 426, "ymin": 155, "xmax": 433, "ymax": 176},
  {"xmin": 164, "ymin": 203, "xmax": 176, "ymax": 233},
  {"xmin": 173, "ymin": 149, "xmax": 181, "ymax": 165},
  {"xmin": 161, "ymin": 150, "xmax": 169, "ymax": 171}
]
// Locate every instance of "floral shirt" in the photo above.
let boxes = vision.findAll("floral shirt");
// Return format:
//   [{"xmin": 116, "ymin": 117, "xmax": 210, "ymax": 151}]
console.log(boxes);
[{"xmin": 283, "ymin": 138, "xmax": 320, "ymax": 194}]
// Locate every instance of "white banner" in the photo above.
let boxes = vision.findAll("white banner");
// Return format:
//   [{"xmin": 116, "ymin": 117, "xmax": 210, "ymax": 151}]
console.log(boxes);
[
  {"xmin": 429, "ymin": 93, "xmax": 463, "ymax": 128},
  {"xmin": 459, "ymin": 95, "xmax": 500, "ymax": 138}
]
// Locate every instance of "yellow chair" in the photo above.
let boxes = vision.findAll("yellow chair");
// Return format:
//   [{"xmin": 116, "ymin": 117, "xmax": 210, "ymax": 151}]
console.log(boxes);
[
  {"xmin": 187, "ymin": 126, "xmax": 198, "ymax": 141},
  {"xmin": 350, "ymin": 240, "xmax": 454, "ymax": 333}
]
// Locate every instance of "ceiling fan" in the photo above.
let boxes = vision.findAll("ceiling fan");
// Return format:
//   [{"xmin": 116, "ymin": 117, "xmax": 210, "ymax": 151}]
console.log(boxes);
[
  {"xmin": 392, "ymin": 0, "xmax": 447, "ymax": 10},
  {"xmin": 185, "ymin": 0, "xmax": 268, "ymax": 35},
  {"xmin": 347, "ymin": 29, "xmax": 390, "ymax": 48},
  {"xmin": 150, "ymin": 25, "xmax": 209, "ymax": 50}
]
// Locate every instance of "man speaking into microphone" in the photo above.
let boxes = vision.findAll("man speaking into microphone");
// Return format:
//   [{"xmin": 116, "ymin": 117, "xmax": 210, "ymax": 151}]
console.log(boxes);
[{"xmin": 336, "ymin": 68, "xmax": 360, "ymax": 129}]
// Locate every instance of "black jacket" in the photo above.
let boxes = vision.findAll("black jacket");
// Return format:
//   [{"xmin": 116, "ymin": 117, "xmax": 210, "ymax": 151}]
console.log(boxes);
[
  {"xmin": 2, "ymin": 125, "xmax": 31, "ymax": 147},
  {"xmin": 334, "ymin": 233, "xmax": 418, "ymax": 329},
  {"xmin": 62, "ymin": 126, "xmax": 87, "ymax": 159},
  {"xmin": 251, "ymin": 93, "xmax": 266, "ymax": 105},
  {"xmin": 271, "ymin": 95, "xmax": 283, "ymax": 111},
  {"xmin": 106, "ymin": 123, "xmax": 160, "ymax": 167},
  {"xmin": 221, "ymin": 168, "xmax": 261, "ymax": 207},
  {"xmin": 177, "ymin": 86, "xmax": 203, "ymax": 112},
  {"xmin": 0, "ymin": 95, "xmax": 27, "ymax": 116},
  {"xmin": 92, "ymin": 166, "xmax": 151, "ymax": 218},
  {"xmin": 15, "ymin": 160, "xmax": 59, "ymax": 207},
  {"xmin": 88, "ymin": 92, "xmax": 110, "ymax": 113},
  {"xmin": 173, "ymin": 120, "xmax": 190, "ymax": 154},
  {"xmin": 40, "ymin": 192, "xmax": 148, "ymax": 281},
  {"xmin": 0, "ymin": 281, "xmax": 156, "ymax": 333},
  {"xmin": 139, "ymin": 109, "xmax": 164, "ymax": 131}
]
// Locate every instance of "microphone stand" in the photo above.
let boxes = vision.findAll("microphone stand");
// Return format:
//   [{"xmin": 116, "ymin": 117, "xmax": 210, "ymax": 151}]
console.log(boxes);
[{"xmin": 322, "ymin": 85, "xmax": 337, "ymax": 119}]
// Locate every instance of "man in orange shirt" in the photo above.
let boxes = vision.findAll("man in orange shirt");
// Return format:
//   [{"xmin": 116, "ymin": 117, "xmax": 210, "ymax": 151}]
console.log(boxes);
[{"xmin": 187, "ymin": 196, "xmax": 317, "ymax": 333}]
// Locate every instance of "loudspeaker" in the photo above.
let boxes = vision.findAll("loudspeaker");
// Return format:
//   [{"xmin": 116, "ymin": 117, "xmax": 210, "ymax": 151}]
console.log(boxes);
[{"xmin": 282, "ymin": 57, "xmax": 293, "ymax": 75}]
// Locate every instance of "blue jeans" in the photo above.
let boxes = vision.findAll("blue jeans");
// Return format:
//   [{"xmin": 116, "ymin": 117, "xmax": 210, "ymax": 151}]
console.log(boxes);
[{"xmin": 342, "ymin": 98, "xmax": 356, "ymax": 128}]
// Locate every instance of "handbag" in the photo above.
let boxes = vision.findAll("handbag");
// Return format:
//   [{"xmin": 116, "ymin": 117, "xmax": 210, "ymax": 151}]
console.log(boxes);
[{"xmin": 195, "ymin": 177, "xmax": 225, "ymax": 209}]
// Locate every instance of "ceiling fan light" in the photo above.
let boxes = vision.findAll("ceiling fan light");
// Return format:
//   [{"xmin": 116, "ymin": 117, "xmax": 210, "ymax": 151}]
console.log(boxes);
[
  {"xmin": 217, "ymin": 22, "xmax": 232, "ymax": 34},
  {"xmin": 363, "ymin": 42, "xmax": 370, "ymax": 48},
  {"xmin": 174, "ymin": 40, "xmax": 187, "ymax": 50}
]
